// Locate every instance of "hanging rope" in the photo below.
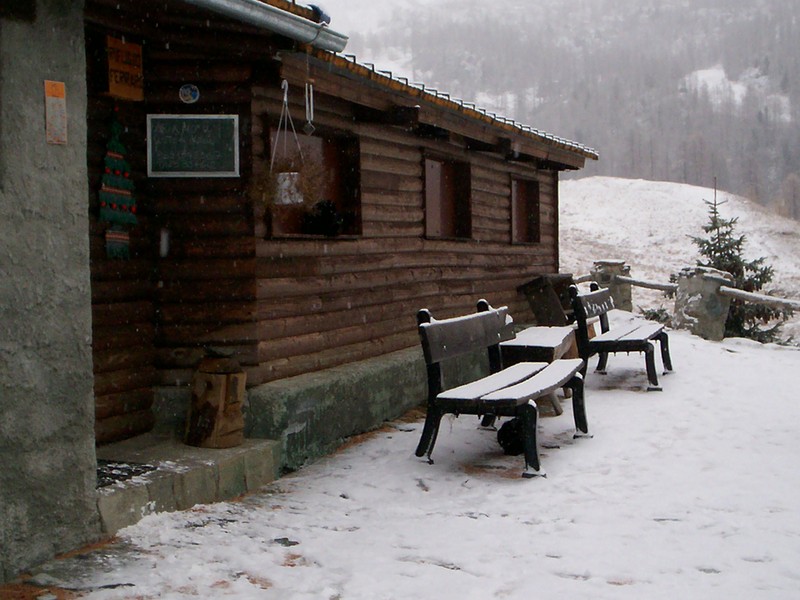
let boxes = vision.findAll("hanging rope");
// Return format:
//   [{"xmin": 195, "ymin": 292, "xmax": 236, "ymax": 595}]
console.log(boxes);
[{"xmin": 270, "ymin": 79, "xmax": 303, "ymax": 173}]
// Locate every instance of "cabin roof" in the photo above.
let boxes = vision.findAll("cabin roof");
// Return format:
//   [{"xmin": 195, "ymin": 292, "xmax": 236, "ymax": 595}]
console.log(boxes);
[
  {"xmin": 317, "ymin": 50, "xmax": 599, "ymax": 164},
  {"xmin": 146, "ymin": 0, "xmax": 598, "ymax": 164}
]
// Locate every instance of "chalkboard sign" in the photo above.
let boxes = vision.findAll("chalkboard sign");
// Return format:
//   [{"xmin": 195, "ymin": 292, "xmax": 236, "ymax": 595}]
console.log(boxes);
[{"xmin": 147, "ymin": 114, "xmax": 240, "ymax": 178}]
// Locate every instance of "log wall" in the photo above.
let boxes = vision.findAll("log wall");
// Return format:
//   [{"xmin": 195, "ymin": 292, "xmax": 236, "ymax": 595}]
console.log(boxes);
[
  {"xmin": 86, "ymin": 28, "xmax": 156, "ymax": 444},
  {"xmin": 251, "ymin": 77, "xmax": 561, "ymax": 384},
  {"xmin": 84, "ymin": 4, "xmax": 570, "ymax": 434},
  {"xmin": 85, "ymin": 9, "xmax": 265, "ymax": 442},
  {"xmin": 145, "ymin": 52, "xmax": 259, "ymax": 391}
]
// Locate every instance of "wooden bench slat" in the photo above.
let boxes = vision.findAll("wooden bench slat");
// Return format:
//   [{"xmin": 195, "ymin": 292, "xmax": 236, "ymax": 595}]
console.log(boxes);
[
  {"xmin": 437, "ymin": 362, "xmax": 548, "ymax": 400},
  {"xmin": 580, "ymin": 288, "xmax": 615, "ymax": 319},
  {"xmin": 420, "ymin": 307, "xmax": 515, "ymax": 363},
  {"xmin": 481, "ymin": 359, "xmax": 585, "ymax": 402},
  {"xmin": 591, "ymin": 321, "xmax": 663, "ymax": 344}
]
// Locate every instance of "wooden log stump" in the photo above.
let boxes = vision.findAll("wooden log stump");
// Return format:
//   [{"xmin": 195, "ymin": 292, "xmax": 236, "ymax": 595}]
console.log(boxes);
[{"xmin": 185, "ymin": 357, "xmax": 245, "ymax": 448}]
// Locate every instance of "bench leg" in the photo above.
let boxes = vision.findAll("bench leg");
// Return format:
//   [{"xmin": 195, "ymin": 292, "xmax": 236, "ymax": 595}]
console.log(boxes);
[
  {"xmin": 596, "ymin": 351, "xmax": 609, "ymax": 373},
  {"xmin": 644, "ymin": 342, "xmax": 661, "ymax": 390},
  {"xmin": 415, "ymin": 407, "xmax": 444, "ymax": 464},
  {"xmin": 520, "ymin": 400, "xmax": 542, "ymax": 477},
  {"xmin": 567, "ymin": 373, "xmax": 589, "ymax": 435},
  {"xmin": 657, "ymin": 331, "xmax": 673, "ymax": 372},
  {"xmin": 578, "ymin": 357, "xmax": 589, "ymax": 379},
  {"xmin": 480, "ymin": 414, "xmax": 497, "ymax": 428}
]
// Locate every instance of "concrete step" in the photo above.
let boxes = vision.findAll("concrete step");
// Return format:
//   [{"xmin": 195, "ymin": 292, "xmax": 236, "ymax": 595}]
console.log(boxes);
[{"xmin": 95, "ymin": 434, "xmax": 281, "ymax": 534}]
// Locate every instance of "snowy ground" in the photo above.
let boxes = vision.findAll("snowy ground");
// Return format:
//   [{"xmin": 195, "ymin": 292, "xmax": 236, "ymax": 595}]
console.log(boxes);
[
  {"xmin": 30, "ymin": 176, "xmax": 800, "ymax": 598},
  {"xmin": 52, "ymin": 316, "xmax": 800, "ymax": 599},
  {"xmin": 560, "ymin": 176, "xmax": 800, "ymax": 343}
]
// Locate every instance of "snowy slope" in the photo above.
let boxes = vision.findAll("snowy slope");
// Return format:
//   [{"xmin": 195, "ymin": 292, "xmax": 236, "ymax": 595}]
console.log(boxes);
[{"xmin": 560, "ymin": 176, "xmax": 800, "ymax": 342}]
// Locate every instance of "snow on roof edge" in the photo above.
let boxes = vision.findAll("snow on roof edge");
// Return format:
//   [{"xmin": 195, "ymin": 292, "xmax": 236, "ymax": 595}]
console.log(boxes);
[{"xmin": 320, "ymin": 50, "xmax": 599, "ymax": 162}]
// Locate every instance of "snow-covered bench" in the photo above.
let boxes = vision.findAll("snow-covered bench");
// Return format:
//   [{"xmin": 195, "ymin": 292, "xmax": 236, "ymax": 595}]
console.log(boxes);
[
  {"xmin": 415, "ymin": 300, "xmax": 589, "ymax": 477},
  {"xmin": 569, "ymin": 282, "xmax": 673, "ymax": 390}
]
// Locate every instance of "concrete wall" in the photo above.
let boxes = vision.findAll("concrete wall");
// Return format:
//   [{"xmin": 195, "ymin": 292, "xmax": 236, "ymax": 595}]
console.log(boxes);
[
  {"xmin": 246, "ymin": 346, "xmax": 489, "ymax": 472},
  {"xmin": 0, "ymin": 0, "xmax": 100, "ymax": 582},
  {"xmin": 246, "ymin": 348, "xmax": 427, "ymax": 471}
]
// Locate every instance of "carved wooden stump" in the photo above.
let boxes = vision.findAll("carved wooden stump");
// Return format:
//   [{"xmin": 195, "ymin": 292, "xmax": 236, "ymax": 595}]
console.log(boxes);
[{"xmin": 185, "ymin": 358, "xmax": 245, "ymax": 448}]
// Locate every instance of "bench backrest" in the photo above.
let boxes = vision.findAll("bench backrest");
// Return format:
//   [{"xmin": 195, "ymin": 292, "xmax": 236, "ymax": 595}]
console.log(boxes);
[
  {"xmin": 417, "ymin": 300, "xmax": 515, "ymax": 366},
  {"xmin": 569, "ymin": 283, "xmax": 613, "ymax": 355}
]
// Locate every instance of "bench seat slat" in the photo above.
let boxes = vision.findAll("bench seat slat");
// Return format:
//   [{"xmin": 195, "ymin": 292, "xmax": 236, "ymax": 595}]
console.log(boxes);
[
  {"xmin": 481, "ymin": 359, "xmax": 585, "ymax": 402},
  {"xmin": 591, "ymin": 321, "xmax": 663, "ymax": 344},
  {"xmin": 437, "ymin": 362, "xmax": 549, "ymax": 401}
]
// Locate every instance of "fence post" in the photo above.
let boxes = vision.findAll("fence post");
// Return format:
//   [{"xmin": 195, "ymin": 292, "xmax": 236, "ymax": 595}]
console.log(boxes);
[
  {"xmin": 590, "ymin": 259, "xmax": 632, "ymax": 311},
  {"xmin": 672, "ymin": 266, "xmax": 734, "ymax": 341}
]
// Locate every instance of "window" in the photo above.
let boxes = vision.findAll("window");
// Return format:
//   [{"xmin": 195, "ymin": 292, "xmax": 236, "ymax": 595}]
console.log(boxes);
[
  {"xmin": 511, "ymin": 178, "xmax": 541, "ymax": 244},
  {"xmin": 267, "ymin": 130, "xmax": 360, "ymax": 237},
  {"xmin": 424, "ymin": 158, "xmax": 471, "ymax": 239}
]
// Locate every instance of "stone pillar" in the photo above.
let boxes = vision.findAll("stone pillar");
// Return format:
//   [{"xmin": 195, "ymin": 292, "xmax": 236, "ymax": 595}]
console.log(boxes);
[
  {"xmin": 672, "ymin": 266, "xmax": 734, "ymax": 341},
  {"xmin": 0, "ymin": 0, "xmax": 98, "ymax": 583},
  {"xmin": 590, "ymin": 259, "xmax": 632, "ymax": 312}
]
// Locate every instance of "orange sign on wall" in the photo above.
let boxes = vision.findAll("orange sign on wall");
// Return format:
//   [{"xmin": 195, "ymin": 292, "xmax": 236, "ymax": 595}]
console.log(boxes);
[
  {"xmin": 44, "ymin": 80, "xmax": 67, "ymax": 145},
  {"xmin": 106, "ymin": 36, "xmax": 144, "ymax": 101}
]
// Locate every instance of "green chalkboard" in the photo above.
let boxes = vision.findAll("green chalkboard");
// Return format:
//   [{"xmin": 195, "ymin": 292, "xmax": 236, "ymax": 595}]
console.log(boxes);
[{"xmin": 147, "ymin": 114, "xmax": 239, "ymax": 177}]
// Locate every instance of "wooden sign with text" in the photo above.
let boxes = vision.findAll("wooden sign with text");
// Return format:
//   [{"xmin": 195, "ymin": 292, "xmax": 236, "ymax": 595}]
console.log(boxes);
[{"xmin": 106, "ymin": 36, "xmax": 143, "ymax": 101}]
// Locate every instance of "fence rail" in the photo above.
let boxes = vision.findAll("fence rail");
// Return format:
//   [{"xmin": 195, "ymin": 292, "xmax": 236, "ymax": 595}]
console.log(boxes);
[
  {"xmin": 719, "ymin": 286, "xmax": 800, "ymax": 311},
  {"xmin": 615, "ymin": 275, "xmax": 678, "ymax": 294},
  {"xmin": 572, "ymin": 262, "xmax": 797, "ymax": 341}
]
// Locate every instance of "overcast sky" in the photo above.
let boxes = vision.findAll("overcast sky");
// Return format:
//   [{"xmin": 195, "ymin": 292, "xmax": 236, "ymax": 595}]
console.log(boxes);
[{"xmin": 314, "ymin": 0, "xmax": 394, "ymax": 36}]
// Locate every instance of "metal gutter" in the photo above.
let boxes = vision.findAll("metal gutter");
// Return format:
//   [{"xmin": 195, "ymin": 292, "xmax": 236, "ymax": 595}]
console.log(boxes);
[{"xmin": 182, "ymin": 0, "xmax": 348, "ymax": 52}]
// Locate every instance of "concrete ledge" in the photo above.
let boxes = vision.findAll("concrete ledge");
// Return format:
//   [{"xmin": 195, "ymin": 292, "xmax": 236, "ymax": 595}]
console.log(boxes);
[
  {"xmin": 246, "ymin": 347, "xmax": 430, "ymax": 471},
  {"xmin": 245, "ymin": 346, "xmax": 489, "ymax": 472},
  {"xmin": 95, "ymin": 434, "xmax": 281, "ymax": 534},
  {"xmin": 152, "ymin": 345, "xmax": 488, "ymax": 476}
]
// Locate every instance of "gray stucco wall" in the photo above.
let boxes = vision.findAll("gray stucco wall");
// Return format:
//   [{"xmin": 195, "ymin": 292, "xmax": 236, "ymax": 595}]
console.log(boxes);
[{"xmin": 0, "ymin": 0, "xmax": 100, "ymax": 582}]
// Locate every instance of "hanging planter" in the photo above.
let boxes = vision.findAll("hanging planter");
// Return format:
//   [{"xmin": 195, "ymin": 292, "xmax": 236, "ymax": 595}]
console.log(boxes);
[
  {"xmin": 275, "ymin": 171, "xmax": 303, "ymax": 206},
  {"xmin": 254, "ymin": 156, "xmax": 326, "ymax": 210},
  {"xmin": 253, "ymin": 79, "xmax": 333, "ymax": 235}
]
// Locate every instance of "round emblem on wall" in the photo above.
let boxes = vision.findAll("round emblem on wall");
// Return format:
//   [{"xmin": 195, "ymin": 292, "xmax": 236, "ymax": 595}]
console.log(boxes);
[{"xmin": 179, "ymin": 84, "xmax": 200, "ymax": 104}]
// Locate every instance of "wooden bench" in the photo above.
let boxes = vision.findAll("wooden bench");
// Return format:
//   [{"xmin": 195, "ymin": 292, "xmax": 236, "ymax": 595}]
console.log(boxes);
[
  {"xmin": 415, "ymin": 300, "xmax": 589, "ymax": 477},
  {"xmin": 569, "ymin": 283, "xmax": 673, "ymax": 390}
]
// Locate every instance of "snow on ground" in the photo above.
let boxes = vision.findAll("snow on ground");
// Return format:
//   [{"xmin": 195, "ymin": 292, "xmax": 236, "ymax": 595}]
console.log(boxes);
[
  {"xmin": 36, "ymin": 177, "xmax": 800, "ymax": 598},
  {"xmin": 65, "ymin": 321, "xmax": 800, "ymax": 599},
  {"xmin": 560, "ymin": 176, "xmax": 800, "ymax": 342}
]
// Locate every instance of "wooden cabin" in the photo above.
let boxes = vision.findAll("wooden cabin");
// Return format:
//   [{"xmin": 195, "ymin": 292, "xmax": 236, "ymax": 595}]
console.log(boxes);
[
  {"xmin": 1, "ymin": 1, "xmax": 597, "ymax": 577},
  {"xmin": 83, "ymin": 0, "xmax": 597, "ymax": 445}
]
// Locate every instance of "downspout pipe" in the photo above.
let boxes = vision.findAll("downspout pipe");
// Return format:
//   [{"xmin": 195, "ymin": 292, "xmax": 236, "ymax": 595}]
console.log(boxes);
[{"xmin": 182, "ymin": 0, "xmax": 349, "ymax": 52}]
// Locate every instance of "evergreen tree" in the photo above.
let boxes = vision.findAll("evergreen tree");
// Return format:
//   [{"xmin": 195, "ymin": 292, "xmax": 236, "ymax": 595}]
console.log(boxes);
[{"xmin": 691, "ymin": 190, "xmax": 786, "ymax": 342}]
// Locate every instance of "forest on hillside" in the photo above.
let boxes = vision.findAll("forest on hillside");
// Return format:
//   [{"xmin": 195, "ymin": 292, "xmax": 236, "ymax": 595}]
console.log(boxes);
[{"xmin": 344, "ymin": 0, "xmax": 800, "ymax": 219}]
